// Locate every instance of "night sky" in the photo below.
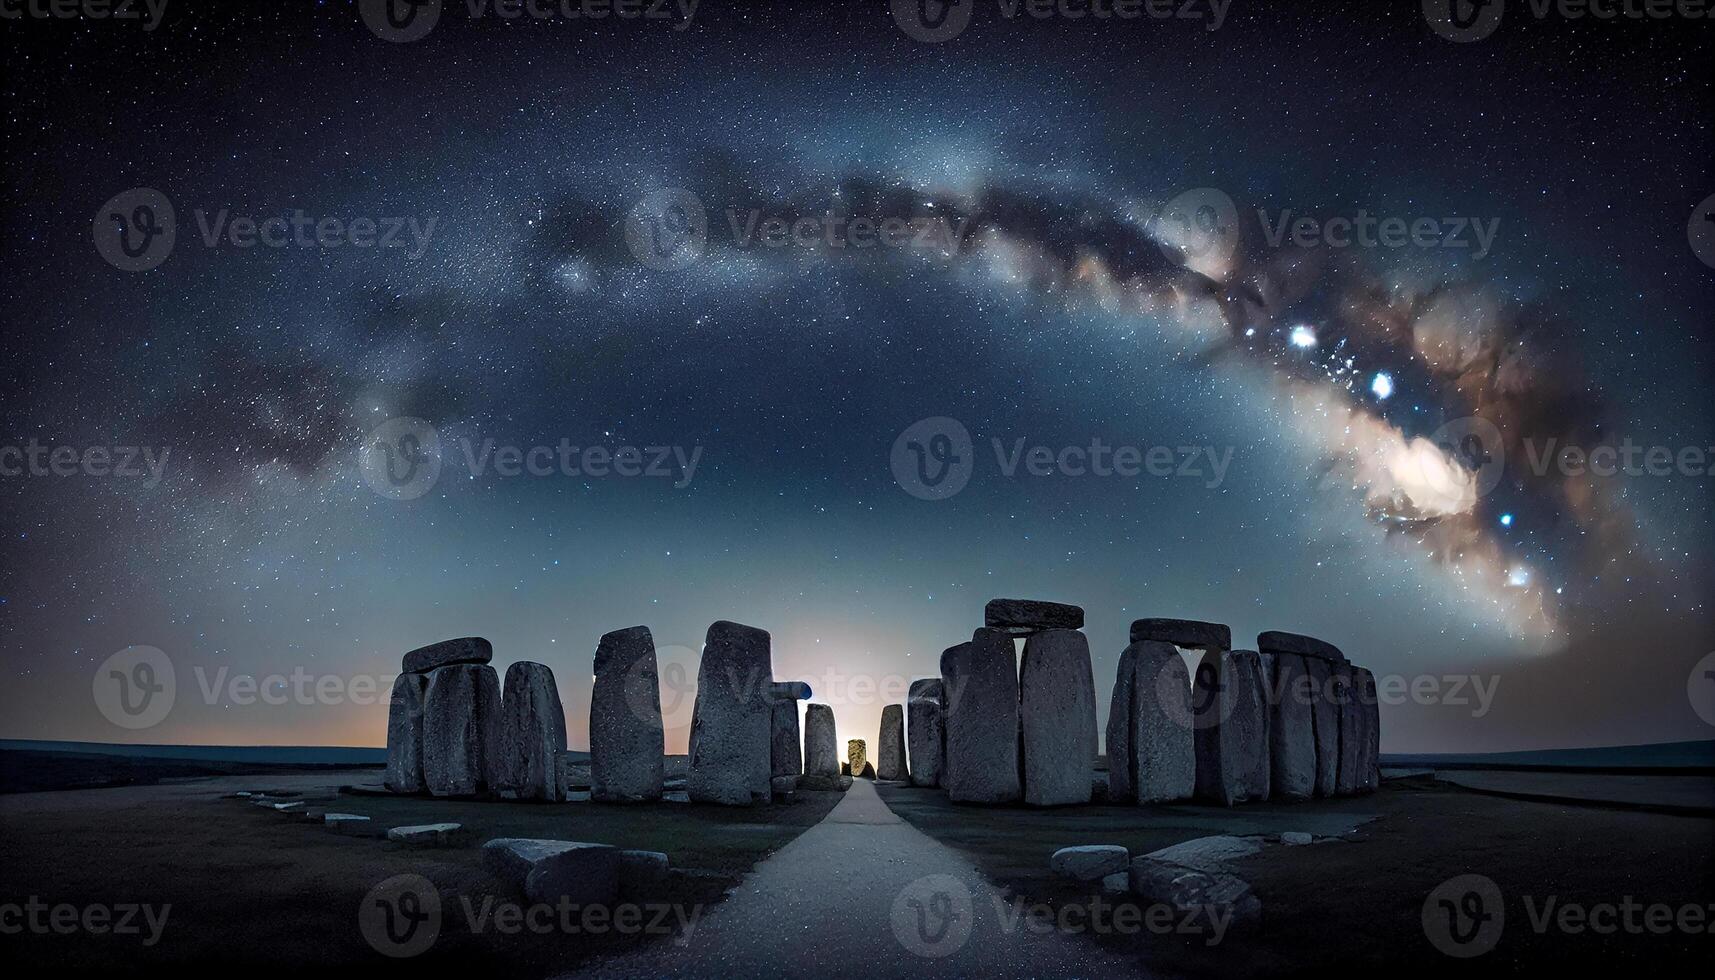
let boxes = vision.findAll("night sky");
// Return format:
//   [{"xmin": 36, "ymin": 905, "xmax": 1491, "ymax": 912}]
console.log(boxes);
[{"xmin": 2, "ymin": 0, "xmax": 1711, "ymax": 756}]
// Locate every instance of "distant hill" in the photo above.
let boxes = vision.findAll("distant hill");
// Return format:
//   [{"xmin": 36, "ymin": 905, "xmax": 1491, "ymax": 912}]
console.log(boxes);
[{"xmin": 1383, "ymin": 739, "xmax": 1715, "ymax": 773}]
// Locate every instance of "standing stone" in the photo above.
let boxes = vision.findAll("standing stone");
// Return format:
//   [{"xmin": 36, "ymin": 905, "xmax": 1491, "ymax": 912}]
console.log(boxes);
[
  {"xmin": 1116, "ymin": 640, "xmax": 1195, "ymax": 804},
  {"xmin": 943, "ymin": 628, "xmax": 1022, "ymax": 804},
  {"xmin": 984, "ymin": 598, "xmax": 1084, "ymax": 635},
  {"xmin": 906, "ymin": 679, "xmax": 946, "ymax": 788},
  {"xmin": 385, "ymin": 672, "xmax": 429, "ymax": 794},
  {"xmin": 1192, "ymin": 650, "xmax": 1270, "ymax": 806},
  {"xmin": 876, "ymin": 705, "xmax": 908, "ymax": 781},
  {"xmin": 1019, "ymin": 628, "xmax": 1097, "ymax": 806},
  {"xmin": 1130, "ymin": 619, "xmax": 1232, "ymax": 652},
  {"xmin": 1355, "ymin": 667, "xmax": 1381, "ymax": 792},
  {"xmin": 403, "ymin": 636, "xmax": 492, "ymax": 674},
  {"xmin": 847, "ymin": 739, "xmax": 867, "ymax": 778},
  {"xmin": 1333, "ymin": 664, "xmax": 1362, "ymax": 795},
  {"xmin": 500, "ymin": 662, "xmax": 567, "ymax": 801},
  {"xmin": 590, "ymin": 625, "xmax": 665, "ymax": 803},
  {"xmin": 938, "ymin": 643, "xmax": 968, "ymax": 788},
  {"xmin": 1303, "ymin": 656, "xmax": 1340, "ymax": 797},
  {"xmin": 768, "ymin": 681, "xmax": 811, "ymax": 779},
  {"xmin": 803, "ymin": 703, "xmax": 840, "ymax": 777},
  {"xmin": 688, "ymin": 621, "xmax": 774, "ymax": 805},
  {"xmin": 421, "ymin": 663, "xmax": 503, "ymax": 797},
  {"xmin": 1106, "ymin": 643, "xmax": 1138, "ymax": 802},
  {"xmin": 1264, "ymin": 652, "xmax": 1316, "ymax": 801}
]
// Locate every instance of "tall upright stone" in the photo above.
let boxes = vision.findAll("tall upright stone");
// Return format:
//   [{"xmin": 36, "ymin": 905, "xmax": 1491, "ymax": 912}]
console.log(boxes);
[
  {"xmin": 421, "ymin": 662, "xmax": 503, "ymax": 797},
  {"xmin": 1192, "ymin": 649, "xmax": 1270, "ymax": 805},
  {"xmin": 1111, "ymin": 640, "xmax": 1195, "ymax": 804},
  {"xmin": 500, "ymin": 662, "xmax": 567, "ymax": 801},
  {"xmin": 943, "ymin": 628, "xmax": 1021, "ymax": 804},
  {"xmin": 1333, "ymin": 664, "xmax": 1362, "ymax": 795},
  {"xmin": 1263, "ymin": 652, "xmax": 1316, "ymax": 801},
  {"xmin": 803, "ymin": 703, "xmax": 840, "ymax": 778},
  {"xmin": 688, "ymin": 621, "xmax": 774, "ymax": 805},
  {"xmin": 1355, "ymin": 666, "xmax": 1381, "ymax": 792},
  {"xmin": 938, "ymin": 643, "xmax": 968, "ymax": 788},
  {"xmin": 876, "ymin": 705, "xmax": 908, "ymax": 781},
  {"xmin": 1303, "ymin": 656, "xmax": 1340, "ymax": 797},
  {"xmin": 1106, "ymin": 643, "xmax": 1138, "ymax": 802},
  {"xmin": 1019, "ymin": 628, "xmax": 1097, "ymax": 806},
  {"xmin": 385, "ymin": 672, "xmax": 429, "ymax": 794},
  {"xmin": 847, "ymin": 739, "xmax": 867, "ymax": 777},
  {"xmin": 906, "ymin": 679, "xmax": 946, "ymax": 788},
  {"xmin": 768, "ymin": 682, "xmax": 811, "ymax": 779},
  {"xmin": 590, "ymin": 625, "xmax": 665, "ymax": 803}
]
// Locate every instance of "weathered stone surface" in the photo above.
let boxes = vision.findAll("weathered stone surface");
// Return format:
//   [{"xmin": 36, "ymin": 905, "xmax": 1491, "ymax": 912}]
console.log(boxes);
[
  {"xmin": 1142, "ymin": 835, "xmax": 1262, "ymax": 871},
  {"xmin": 770, "ymin": 701, "xmax": 802, "ymax": 778},
  {"xmin": 769, "ymin": 775, "xmax": 798, "ymax": 797},
  {"xmin": 803, "ymin": 703, "xmax": 840, "ymax": 777},
  {"xmin": 384, "ymin": 672, "xmax": 428, "ymax": 793},
  {"xmin": 386, "ymin": 822, "xmax": 464, "ymax": 846},
  {"xmin": 1304, "ymin": 657, "xmax": 1340, "ymax": 797},
  {"xmin": 1101, "ymin": 872, "xmax": 1130, "ymax": 895},
  {"xmin": 943, "ymin": 628, "xmax": 1022, "ymax": 804},
  {"xmin": 1264, "ymin": 652, "xmax": 1316, "ymax": 801},
  {"xmin": 796, "ymin": 772, "xmax": 852, "ymax": 791},
  {"xmin": 938, "ymin": 643, "xmax": 969, "ymax": 787},
  {"xmin": 323, "ymin": 813, "xmax": 371, "ymax": 834},
  {"xmin": 1106, "ymin": 643, "xmax": 1138, "ymax": 802},
  {"xmin": 422, "ymin": 663, "xmax": 503, "ymax": 797},
  {"xmin": 847, "ymin": 739, "xmax": 867, "ymax": 778},
  {"xmin": 875, "ymin": 705, "xmax": 908, "ymax": 781},
  {"xmin": 984, "ymin": 598, "xmax": 1084, "ymax": 635},
  {"xmin": 687, "ymin": 621, "xmax": 773, "ymax": 805},
  {"xmin": 1050, "ymin": 845, "xmax": 1130, "ymax": 881},
  {"xmin": 1256, "ymin": 630, "xmax": 1345, "ymax": 664},
  {"xmin": 590, "ymin": 625, "xmax": 665, "ymax": 803},
  {"xmin": 1355, "ymin": 667, "xmax": 1381, "ymax": 792},
  {"xmin": 860, "ymin": 761, "xmax": 875, "ymax": 778},
  {"xmin": 1127, "ymin": 861, "xmax": 1261, "ymax": 928},
  {"xmin": 1129, "ymin": 618, "xmax": 1232, "ymax": 652},
  {"xmin": 618, "ymin": 850, "xmax": 670, "ymax": 899},
  {"xmin": 1192, "ymin": 650, "xmax": 1270, "ymax": 806},
  {"xmin": 1280, "ymin": 831, "xmax": 1313, "ymax": 846},
  {"xmin": 527, "ymin": 850, "xmax": 619, "ymax": 905},
  {"xmin": 402, "ymin": 636, "xmax": 493, "ymax": 674},
  {"xmin": 1334, "ymin": 664, "xmax": 1361, "ymax": 796},
  {"xmin": 500, "ymin": 661, "xmax": 567, "ymax": 802},
  {"xmin": 1020, "ymin": 629, "xmax": 1097, "ymax": 806},
  {"xmin": 1114, "ymin": 640, "xmax": 1195, "ymax": 804},
  {"xmin": 907, "ymin": 679, "xmax": 946, "ymax": 788}
]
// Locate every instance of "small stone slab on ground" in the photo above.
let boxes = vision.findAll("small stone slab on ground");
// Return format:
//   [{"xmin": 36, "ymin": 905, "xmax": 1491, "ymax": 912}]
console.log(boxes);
[
  {"xmin": 322, "ymin": 813, "xmax": 372, "ymax": 834},
  {"xmin": 484, "ymin": 838, "xmax": 620, "ymax": 906},
  {"xmin": 1141, "ymin": 835, "xmax": 1263, "ymax": 871},
  {"xmin": 386, "ymin": 823, "xmax": 465, "ymax": 846},
  {"xmin": 1049, "ymin": 845, "xmax": 1130, "ymax": 881}
]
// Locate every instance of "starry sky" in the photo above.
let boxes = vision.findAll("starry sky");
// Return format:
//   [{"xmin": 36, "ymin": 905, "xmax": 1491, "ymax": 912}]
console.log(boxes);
[{"xmin": 2, "ymin": 0, "xmax": 1711, "ymax": 756}]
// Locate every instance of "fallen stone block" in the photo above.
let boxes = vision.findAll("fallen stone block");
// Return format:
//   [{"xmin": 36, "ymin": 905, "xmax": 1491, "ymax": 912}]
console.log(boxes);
[
  {"xmin": 1141, "ymin": 835, "xmax": 1262, "ymax": 871},
  {"xmin": 906, "ymin": 679, "xmax": 946, "ymax": 788},
  {"xmin": 500, "ymin": 661, "xmax": 567, "ymax": 802},
  {"xmin": 403, "ymin": 636, "xmax": 493, "ymax": 674},
  {"xmin": 386, "ymin": 823, "xmax": 464, "ymax": 846},
  {"xmin": 984, "ymin": 598, "xmax": 1084, "ymax": 635},
  {"xmin": 1129, "ymin": 618, "xmax": 1232, "ymax": 651},
  {"xmin": 483, "ymin": 839, "xmax": 620, "ymax": 907},
  {"xmin": 687, "ymin": 620, "xmax": 774, "ymax": 806},
  {"xmin": 1020, "ymin": 628, "xmax": 1097, "ymax": 806},
  {"xmin": 618, "ymin": 850, "xmax": 671, "ymax": 900},
  {"xmin": 422, "ymin": 662, "xmax": 504, "ymax": 797},
  {"xmin": 942, "ymin": 628, "xmax": 1022, "ymax": 804},
  {"xmin": 876, "ymin": 705, "xmax": 909, "ymax": 781},
  {"xmin": 322, "ymin": 813, "xmax": 372, "ymax": 835},
  {"xmin": 802, "ymin": 703, "xmax": 840, "ymax": 778},
  {"xmin": 1050, "ymin": 845, "xmax": 1130, "ymax": 881},
  {"xmin": 384, "ymin": 672, "xmax": 429, "ymax": 794},
  {"xmin": 1192, "ymin": 649, "xmax": 1270, "ymax": 805},
  {"xmin": 590, "ymin": 626, "xmax": 665, "ymax": 803}
]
